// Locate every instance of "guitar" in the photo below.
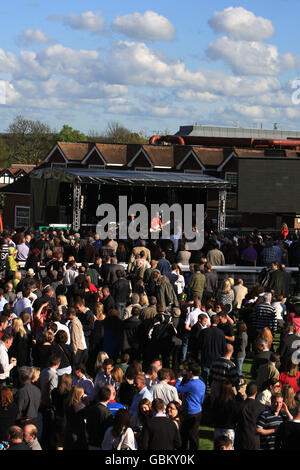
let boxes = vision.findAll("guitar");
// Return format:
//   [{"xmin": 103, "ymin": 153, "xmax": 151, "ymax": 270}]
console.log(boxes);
[{"xmin": 150, "ymin": 220, "xmax": 171, "ymax": 233}]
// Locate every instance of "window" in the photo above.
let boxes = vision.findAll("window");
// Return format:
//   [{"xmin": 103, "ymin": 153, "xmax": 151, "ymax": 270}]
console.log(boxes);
[
  {"xmin": 134, "ymin": 167, "xmax": 153, "ymax": 171},
  {"xmin": 184, "ymin": 169, "xmax": 203, "ymax": 174},
  {"xmin": 51, "ymin": 163, "xmax": 67, "ymax": 168},
  {"xmin": 15, "ymin": 206, "xmax": 30, "ymax": 227},
  {"xmin": 225, "ymin": 172, "xmax": 238, "ymax": 186},
  {"xmin": 88, "ymin": 165, "xmax": 106, "ymax": 169}
]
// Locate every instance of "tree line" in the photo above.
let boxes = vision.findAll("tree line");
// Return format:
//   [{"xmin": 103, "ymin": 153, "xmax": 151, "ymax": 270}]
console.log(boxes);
[{"xmin": 0, "ymin": 116, "xmax": 166, "ymax": 166}]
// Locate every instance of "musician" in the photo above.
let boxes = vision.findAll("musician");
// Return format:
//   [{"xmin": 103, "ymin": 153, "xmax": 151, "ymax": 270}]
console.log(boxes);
[{"xmin": 151, "ymin": 212, "xmax": 162, "ymax": 232}]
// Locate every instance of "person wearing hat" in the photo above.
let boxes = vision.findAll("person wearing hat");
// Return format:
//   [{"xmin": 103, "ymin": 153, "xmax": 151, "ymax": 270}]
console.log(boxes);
[
  {"xmin": 5, "ymin": 247, "xmax": 19, "ymax": 281},
  {"xmin": 27, "ymin": 268, "xmax": 35, "ymax": 278},
  {"xmin": 25, "ymin": 248, "xmax": 41, "ymax": 277}
]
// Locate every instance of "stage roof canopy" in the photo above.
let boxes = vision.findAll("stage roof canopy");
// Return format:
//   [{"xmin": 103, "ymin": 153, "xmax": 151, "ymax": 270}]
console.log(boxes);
[{"xmin": 31, "ymin": 167, "xmax": 230, "ymax": 189}]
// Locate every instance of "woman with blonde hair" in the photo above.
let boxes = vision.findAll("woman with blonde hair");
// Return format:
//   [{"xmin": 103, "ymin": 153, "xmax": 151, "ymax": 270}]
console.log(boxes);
[
  {"xmin": 281, "ymin": 384, "xmax": 297, "ymax": 416},
  {"xmin": 57, "ymin": 295, "xmax": 68, "ymax": 317},
  {"xmin": 94, "ymin": 351, "xmax": 109, "ymax": 375},
  {"xmin": 217, "ymin": 278, "xmax": 234, "ymax": 314},
  {"xmin": 64, "ymin": 386, "xmax": 87, "ymax": 450},
  {"xmin": 95, "ymin": 302, "xmax": 105, "ymax": 321},
  {"xmin": 31, "ymin": 367, "xmax": 40, "ymax": 383},
  {"xmin": 10, "ymin": 317, "xmax": 29, "ymax": 368},
  {"xmin": 112, "ymin": 366, "xmax": 124, "ymax": 397}
]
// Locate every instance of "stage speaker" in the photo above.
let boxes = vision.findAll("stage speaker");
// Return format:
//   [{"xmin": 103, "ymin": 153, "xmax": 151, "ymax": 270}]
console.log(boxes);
[{"xmin": 59, "ymin": 206, "xmax": 68, "ymax": 223}]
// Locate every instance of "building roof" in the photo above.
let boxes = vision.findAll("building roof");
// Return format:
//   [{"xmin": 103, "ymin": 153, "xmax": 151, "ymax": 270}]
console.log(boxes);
[
  {"xmin": 31, "ymin": 167, "xmax": 230, "ymax": 189},
  {"xmin": 95, "ymin": 143, "xmax": 127, "ymax": 165},
  {"xmin": 57, "ymin": 142, "xmax": 90, "ymax": 161}
]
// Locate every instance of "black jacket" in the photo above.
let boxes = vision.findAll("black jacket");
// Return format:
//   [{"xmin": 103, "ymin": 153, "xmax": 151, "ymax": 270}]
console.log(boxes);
[
  {"xmin": 140, "ymin": 416, "xmax": 182, "ymax": 450},
  {"xmin": 82, "ymin": 402, "xmax": 113, "ymax": 447},
  {"xmin": 51, "ymin": 342, "xmax": 74, "ymax": 369},
  {"xmin": 111, "ymin": 278, "xmax": 131, "ymax": 303},
  {"xmin": 107, "ymin": 264, "xmax": 125, "ymax": 286},
  {"xmin": 235, "ymin": 398, "xmax": 266, "ymax": 450},
  {"xmin": 198, "ymin": 326, "xmax": 227, "ymax": 368},
  {"xmin": 78, "ymin": 308, "xmax": 95, "ymax": 344},
  {"xmin": 251, "ymin": 350, "xmax": 271, "ymax": 380},
  {"xmin": 102, "ymin": 295, "xmax": 115, "ymax": 314},
  {"xmin": 120, "ymin": 316, "xmax": 142, "ymax": 351}
]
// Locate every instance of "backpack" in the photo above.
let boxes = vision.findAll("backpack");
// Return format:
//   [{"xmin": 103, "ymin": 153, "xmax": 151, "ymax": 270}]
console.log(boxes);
[
  {"xmin": 258, "ymin": 268, "xmax": 271, "ymax": 288},
  {"xmin": 148, "ymin": 314, "xmax": 177, "ymax": 345}
]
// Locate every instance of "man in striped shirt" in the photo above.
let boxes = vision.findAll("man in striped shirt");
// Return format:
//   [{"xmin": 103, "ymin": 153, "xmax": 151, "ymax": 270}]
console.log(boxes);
[
  {"xmin": 252, "ymin": 292, "xmax": 277, "ymax": 336},
  {"xmin": 209, "ymin": 343, "xmax": 239, "ymax": 403},
  {"xmin": 256, "ymin": 392, "xmax": 292, "ymax": 450}
]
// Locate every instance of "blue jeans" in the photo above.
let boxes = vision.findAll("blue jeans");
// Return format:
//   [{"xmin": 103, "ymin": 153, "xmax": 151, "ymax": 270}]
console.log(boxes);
[
  {"xmin": 116, "ymin": 302, "xmax": 126, "ymax": 320},
  {"xmin": 236, "ymin": 357, "xmax": 245, "ymax": 377},
  {"xmin": 181, "ymin": 331, "xmax": 190, "ymax": 361}
]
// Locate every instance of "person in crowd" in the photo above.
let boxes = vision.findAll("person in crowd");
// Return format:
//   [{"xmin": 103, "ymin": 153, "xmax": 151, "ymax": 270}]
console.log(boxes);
[
  {"xmin": 23, "ymin": 424, "xmax": 42, "ymax": 450},
  {"xmin": 102, "ymin": 408, "xmax": 138, "ymax": 450},
  {"xmin": 15, "ymin": 366, "xmax": 41, "ymax": 428},
  {"xmin": 130, "ymin": 373, "xmax": 153, "ymax": 418},
  {"xmin": 139, "ymin": 398, "xmax": 181, "ymax": 450},
  {"xmin": 275, "ymin": 401, "xmax": 300, "ymax": 450},
  {"xmin": 211, "ymin": 381, "xmax": 241, "ymax": 449},
  {"xmin": 6, "ymin": 425, "xmax": 30, "ymax": 451},
  {"xmin": 64, "ymin": 385, "xmax": 87, "ymax": 450},
  {"xmin": 51, "ymin": 373, "xmax": 73, "ymax": 450},
  {"xmin": 82, "ymin": 385, "xmax": 113, "ymax": 450},
  {"xmin": 279, "ymin": 358, "xmax": 300, "ymax": 394},
  {"xmin": 175, "ymin": 361, "xmax": 205, "ymax": 450},
  {"xmin": 150, "ymin": 368, "xmax": 180, "ymax": 406},
  {"xmin": 256, "ymin": 392, "xmax": 293, "ymax": 450},
  {"xmin": 209, "ymin": 344, "xmax": 240, "ymax": 404},
  {"xmin": 256, "ymin": 377, "xmax": 282, "ymax": 407},
  {"xmin": 0, "ymin": 386, "xmax": 18, "ymax": 441},
  {"xmin": 0, "ymin": 332, "xmax": 17, "ymax": 385}
]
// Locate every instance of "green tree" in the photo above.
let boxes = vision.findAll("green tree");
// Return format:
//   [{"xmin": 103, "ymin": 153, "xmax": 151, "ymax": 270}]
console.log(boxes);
[
  {"xmin": 57, "ymin": 125, "xmax": 86, "ymax": 142},
  {"xmin": 6, "ymin": 115, "xmax": 53, "ymax": 164},
  {"xmin": 0, "ymin": 137, "xmax": 9, "ymax": 166}
]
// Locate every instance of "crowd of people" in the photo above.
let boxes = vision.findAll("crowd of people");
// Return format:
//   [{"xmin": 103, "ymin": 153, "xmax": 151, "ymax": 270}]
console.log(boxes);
[{"xmin": 0, "ymin": 226, "xmax": 299, "ymax": 451}]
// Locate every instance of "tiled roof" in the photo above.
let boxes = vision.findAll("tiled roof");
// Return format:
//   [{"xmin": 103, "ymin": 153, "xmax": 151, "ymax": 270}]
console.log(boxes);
[
  {"xmin": 57, "ymin": 142, "xmax": 90, "ymax": 161},
  {"xmin": 95, "ymin": 143, "xmax": 127, "ymax": 165},
  {"xmin": 142, "ymin": 145, "xmax": 173, "ymax": 167},
  {"xmin": 191, "ymin": 147, "xmax": 226, "ymax": 166},
  {"xmin": 10, "ymin": 164, "xmax": 35, "ymax": 171}
]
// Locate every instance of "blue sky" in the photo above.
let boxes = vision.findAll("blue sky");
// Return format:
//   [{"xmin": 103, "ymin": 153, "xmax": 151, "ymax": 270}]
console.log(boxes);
[{"xmin": 1, "ymin": 0, "xmax": 300, "ymax": 136}]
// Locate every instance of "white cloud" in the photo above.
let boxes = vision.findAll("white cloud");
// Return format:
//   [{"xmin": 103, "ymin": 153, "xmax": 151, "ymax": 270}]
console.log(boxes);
[
  {"xmin": 50, "ymin": 10, "xmax": 106, "ymax": 35},
  {"xmin": 232, "ymin": 103, "xmax": 264, "ymax": 119},
  {"xmin": 111, "ymin": 10, "xmax": 176, "ymax": 41},
  {"xmin": 208, "ymin": 7, "xmax": 275, "ymax": 41},
  {"xmin": 176, "ymin": 90, "xmax": 219, "ymax": 102},
  {"xmin": 18, "ymin": 29, "xmax": 52, "ymax": 46},
  {"xmin": 0, "ymin": 48, "xmax": 19, "ymax": 74},
  {"xmin": 105, "ymin": 41, "xmax": 207, "ymax": 88},
  {"xmin": 206, "ymin": 36, "xmax": 298, "ymax": 76}
]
